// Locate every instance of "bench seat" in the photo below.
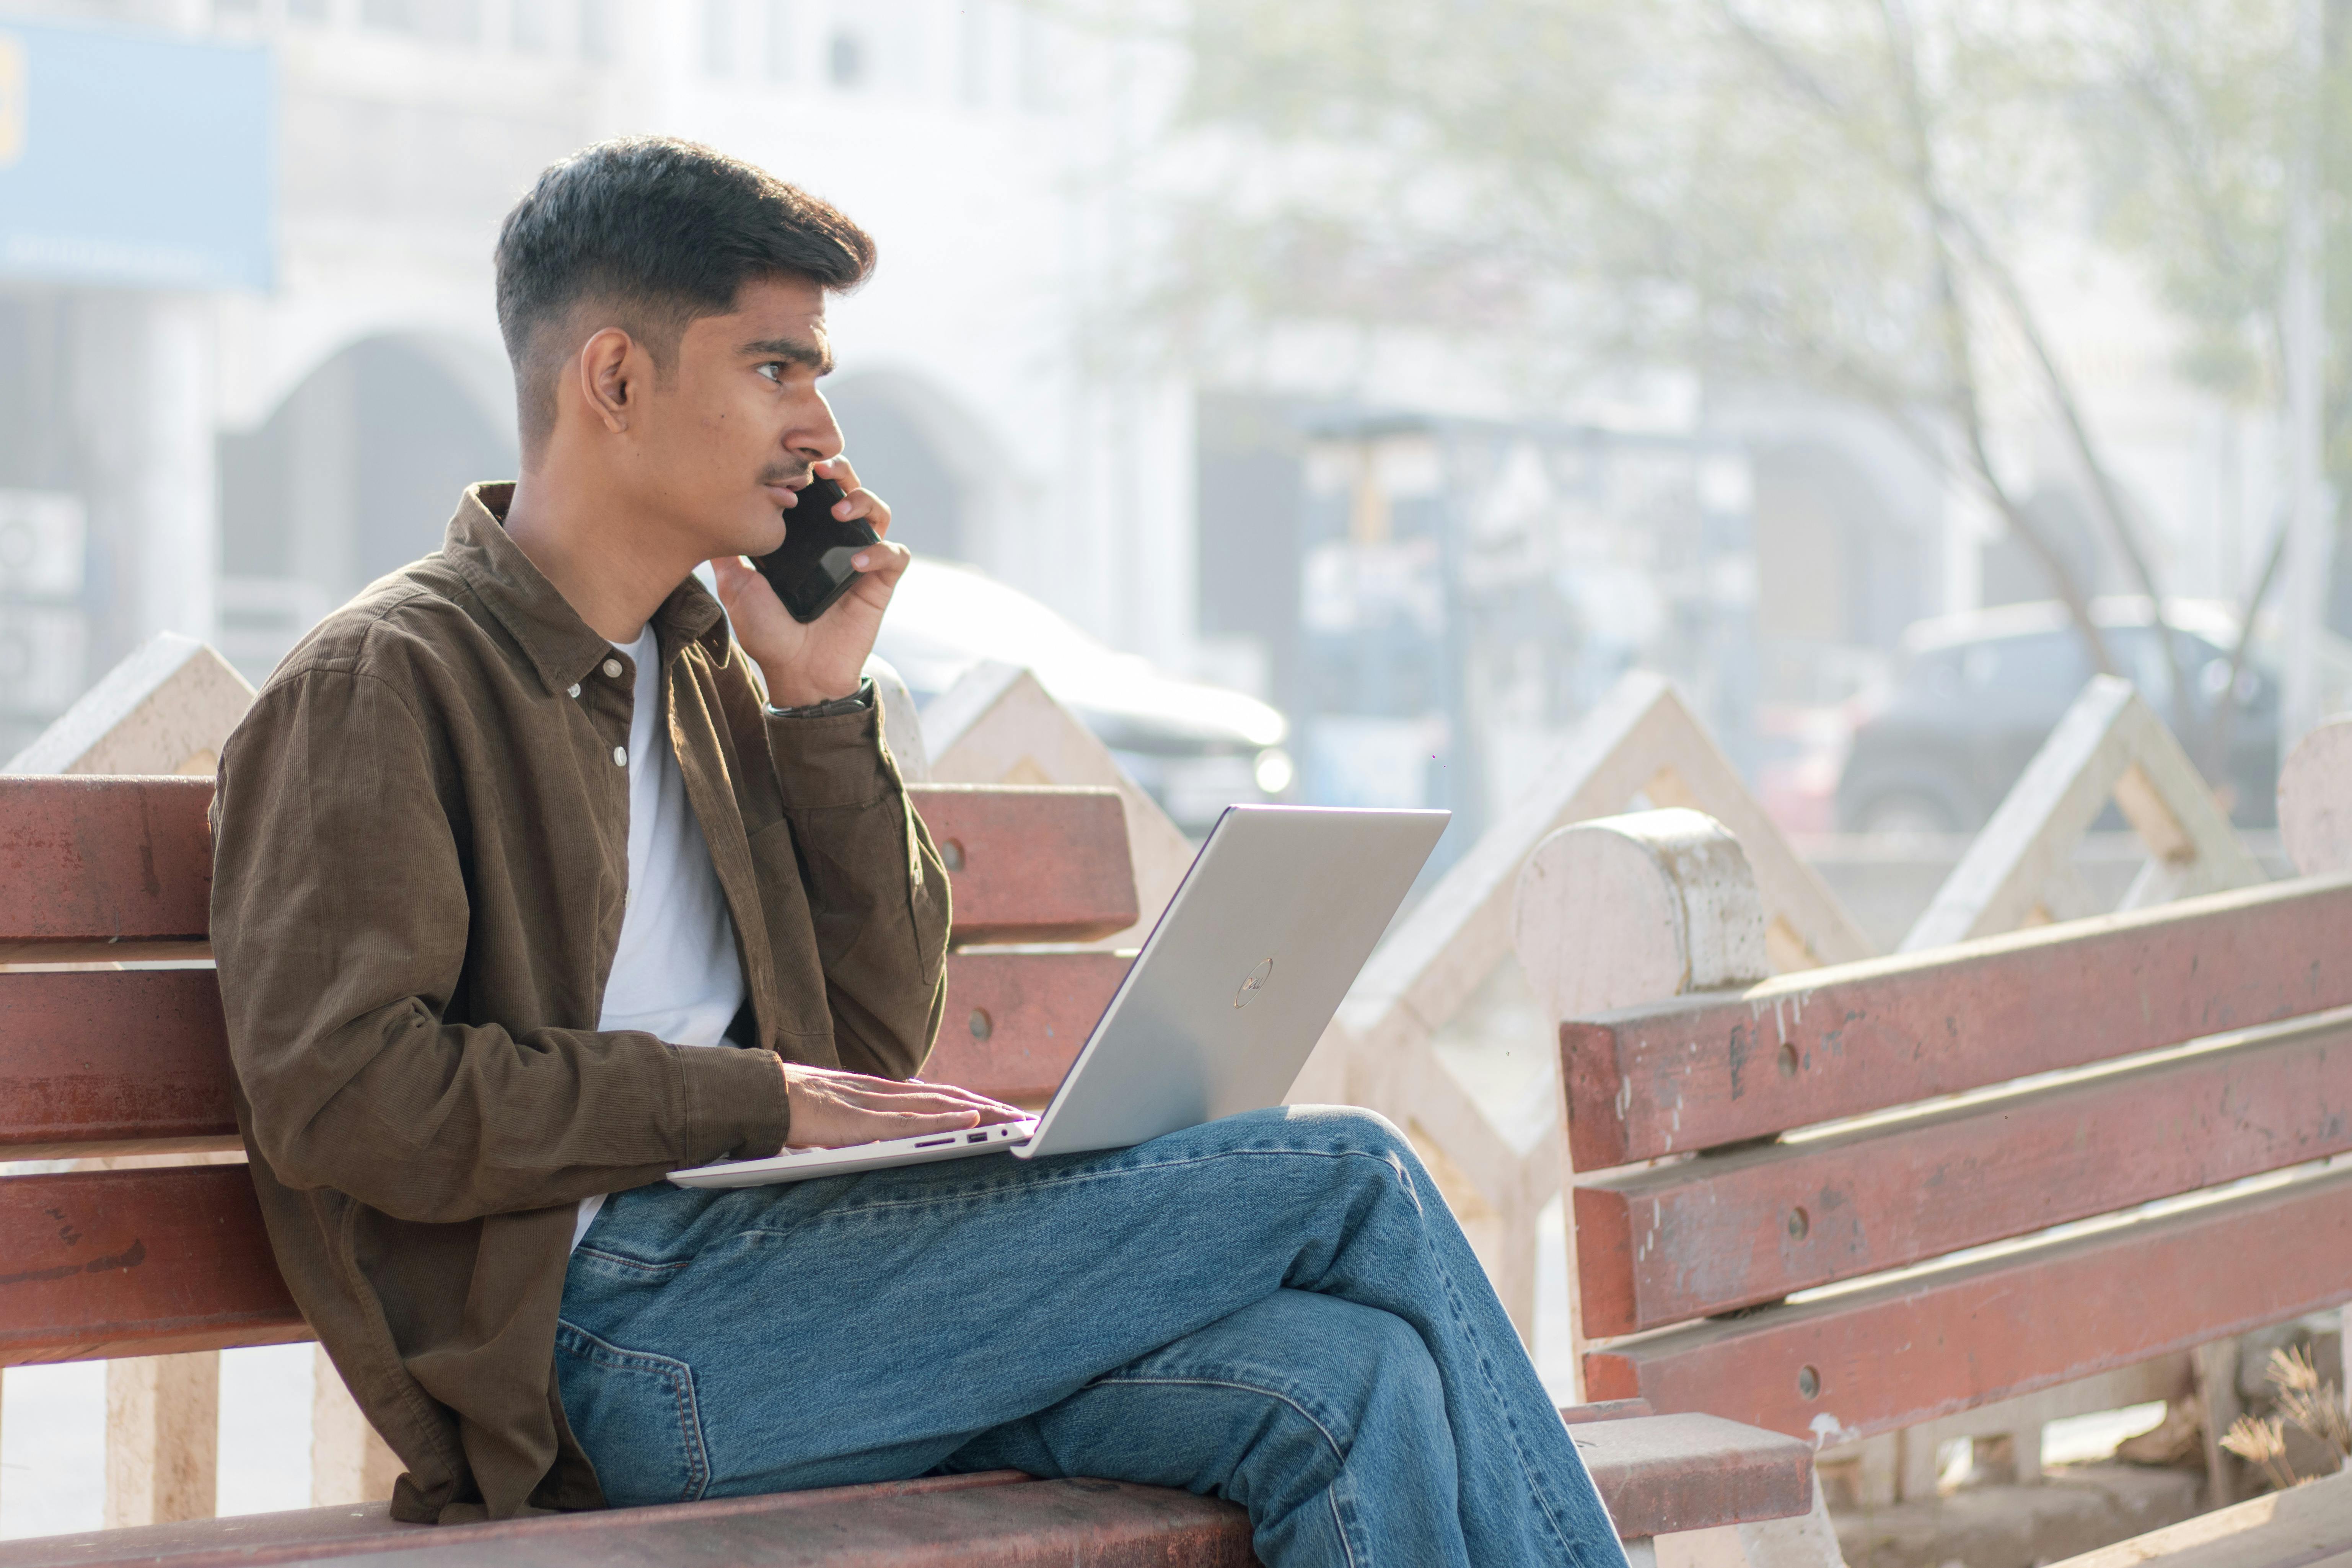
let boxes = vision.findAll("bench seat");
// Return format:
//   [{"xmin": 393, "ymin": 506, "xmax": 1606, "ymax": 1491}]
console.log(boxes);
[
  {"xmin": 1, "ymin": 771, "xmax": 1816, "ymax": 1557},
  {"xmin": 0, "ymin": 1411, "xmax": 1815, "ymax": 1566}
]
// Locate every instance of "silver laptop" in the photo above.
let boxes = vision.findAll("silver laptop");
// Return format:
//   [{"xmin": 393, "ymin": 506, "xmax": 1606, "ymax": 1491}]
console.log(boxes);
[{"xmin": 669, "ymin": 804, "xmax": 1448, "ymax": 1189}]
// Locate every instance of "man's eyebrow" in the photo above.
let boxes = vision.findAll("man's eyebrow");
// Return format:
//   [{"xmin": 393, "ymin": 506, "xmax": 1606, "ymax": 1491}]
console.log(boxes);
[{"xmin": 741, "ymin": 337, "xmax": 833, "ymax": 376}]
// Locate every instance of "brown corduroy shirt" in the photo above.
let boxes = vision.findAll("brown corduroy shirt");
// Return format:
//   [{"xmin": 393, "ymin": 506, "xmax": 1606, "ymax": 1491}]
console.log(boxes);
[{"xmin": 209, "ymin": 483, "xmax": 950, "ymax": 1524}]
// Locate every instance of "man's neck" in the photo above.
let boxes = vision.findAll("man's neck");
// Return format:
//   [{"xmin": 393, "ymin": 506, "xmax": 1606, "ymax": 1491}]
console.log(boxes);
[{"xmin": 502, "ymin": 464, "xmax": 697, "ymax": 646}]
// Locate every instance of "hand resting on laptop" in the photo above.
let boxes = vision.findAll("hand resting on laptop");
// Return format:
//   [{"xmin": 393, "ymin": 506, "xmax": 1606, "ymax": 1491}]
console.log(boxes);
[{"xmin": 783, "ymin": 1061, "xmax": 1028, "ymax": 1148}]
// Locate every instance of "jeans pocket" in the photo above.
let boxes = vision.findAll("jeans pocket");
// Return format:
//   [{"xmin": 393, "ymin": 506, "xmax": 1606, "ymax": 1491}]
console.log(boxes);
[{"xmin": 554, "ymin": 1320, "xmax": 712, "ymax": 1506}]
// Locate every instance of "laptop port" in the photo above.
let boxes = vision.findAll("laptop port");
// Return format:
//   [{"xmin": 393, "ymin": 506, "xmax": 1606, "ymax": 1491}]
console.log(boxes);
[
  {"xmin": 968, "ymin": 1131, "xmax": 990, "ymax": 1143},
  {"xmin": 914, "ymin": 1136, "xmax": 955, "ymax": 1148}
]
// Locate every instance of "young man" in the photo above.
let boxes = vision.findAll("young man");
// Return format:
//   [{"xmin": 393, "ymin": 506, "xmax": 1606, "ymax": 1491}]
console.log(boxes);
[{"xmin": 211, "ymin": 137, "xmax": 1625, "ymax": 1568}]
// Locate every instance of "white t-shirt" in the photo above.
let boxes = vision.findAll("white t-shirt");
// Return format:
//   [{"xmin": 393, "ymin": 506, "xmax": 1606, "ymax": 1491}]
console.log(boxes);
[{"xmin": 572, "ymin": 624, "xmax": 748, "ymax": 1249}]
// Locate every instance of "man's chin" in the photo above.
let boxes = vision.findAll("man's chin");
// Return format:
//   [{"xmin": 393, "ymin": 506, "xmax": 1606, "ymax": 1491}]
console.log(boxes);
[{"xmin": 731, "ymin": 513, "xmax": 790, "ymax": 561}]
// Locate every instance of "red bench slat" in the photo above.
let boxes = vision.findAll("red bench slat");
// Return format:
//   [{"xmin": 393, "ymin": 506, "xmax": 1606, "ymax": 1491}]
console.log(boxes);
[
  {"xmin": 0, "ymin": 776, "xmax": 215, "ymax": 945},
  {"xmin": 0, "ymin": 1472, "xmax": 1049, "ymax": 1568},
  {"xmin": 0, "ymin": 778, "xmax": 1136, "ymax": 951},
  {"xmin": 427, "ymin": 1474, "xmax": 1258, "ymax": 1567},
  {"xmin": 1575, "ymin": 1007, "xmax": 2352, "ymax": 1335},
  {"xmin": 0, "ymin": 1415, "xmax": 1811, "ymax": 1565},
  {"xmin": 0, "ymin": 970, "xmax": 236, "ymax": 1158},
  {"xmin": 908, "ymin": 784, "xmax": 1140, "ymax": 945},
  {"xmin": 0, "ymin": 1472, "xmax": 1258, "ymax": 1568},
  {"xmin": 1584, "ymin": 1162, "xmax": 2352, "ymax": 1444},
  {"xmin": 1575, "ymin": 1412, "xmax": 1813, "ymax": 1536},
  {"xmin": 0, "ymin": 945, "xmax": 1129, "ymax": 1362},
  {"xmin": 1563, "ymin": 874, "xmax": 2352, "ymax": 1171},
  {"xmin": 0, "ymin": 951, "xmax": 1127, "ymax": 1154},
  {"xmin": 0, "ymin": 1165, "xmax": 305, "ymax": 1367},
  {"xmin": 930, "ymin": 949, "xmax": 1133, "ymax": 1105}
]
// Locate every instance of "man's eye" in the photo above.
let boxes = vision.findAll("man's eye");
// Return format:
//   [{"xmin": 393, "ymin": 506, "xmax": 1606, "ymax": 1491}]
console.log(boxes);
[{"xmin": 758, "ymin": 363, "xmax": 785, "ymax": 384}]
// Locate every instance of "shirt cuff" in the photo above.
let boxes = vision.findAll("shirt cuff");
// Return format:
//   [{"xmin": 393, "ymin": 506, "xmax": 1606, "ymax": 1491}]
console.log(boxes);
[
  {"xmin": 764, "ymin": 677, "xmax": 875, "ymax": 720},
  {"xmin": 676, "ymin": 1043, "xmax": 793, "ymax": 1161},
  {"xmin": 762, "ymin": 679, "xmax": 897, "ymax": 809}
]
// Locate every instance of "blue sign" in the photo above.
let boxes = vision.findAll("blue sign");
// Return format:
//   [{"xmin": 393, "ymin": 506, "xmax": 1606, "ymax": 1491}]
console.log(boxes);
[{"xmin": 0, "ymin": 18, "xmax": 272, "ymax": 290}]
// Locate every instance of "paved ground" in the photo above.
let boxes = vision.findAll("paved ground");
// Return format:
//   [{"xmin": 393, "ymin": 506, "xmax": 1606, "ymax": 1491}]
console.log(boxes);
[{"xmin": 1833, "ymin": 1464, "xmax": 2207, "ymax": 1568}]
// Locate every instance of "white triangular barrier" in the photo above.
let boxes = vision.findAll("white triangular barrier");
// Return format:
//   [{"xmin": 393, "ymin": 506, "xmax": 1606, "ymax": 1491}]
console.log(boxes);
[
  {"xmin": 921, "ymin": 659, "xmax": 1196, "ymax": 947},
  {"xmin": 1903, "ymin": 675, "xmax": 2265, "ymax": 951},
  {"xmin": 4, "ymin": 632, "xmax": 254, "ymax": 776},
  {"xmin": 1310, "ymin": 671, "xmax": 1873, "ymax": 1337}
]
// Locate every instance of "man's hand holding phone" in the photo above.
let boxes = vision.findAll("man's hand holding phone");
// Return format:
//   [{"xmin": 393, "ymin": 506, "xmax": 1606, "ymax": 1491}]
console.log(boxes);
[{"xmin": 711, "ymin": 455, "xmax": 909, "ymax": 709}]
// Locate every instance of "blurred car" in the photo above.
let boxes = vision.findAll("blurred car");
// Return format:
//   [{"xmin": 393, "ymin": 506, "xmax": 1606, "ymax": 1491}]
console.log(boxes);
[
  {"xmin": 871, "ymin": 559, "xmax": 1293, "ymax": 835},
  {"xmin": 1835, "ymin": 598, "xmax": 2352, "ymax": 832},
  {"xmin": 1754, "ymin": 702, "xmax": 1855, "ymax": 835}
]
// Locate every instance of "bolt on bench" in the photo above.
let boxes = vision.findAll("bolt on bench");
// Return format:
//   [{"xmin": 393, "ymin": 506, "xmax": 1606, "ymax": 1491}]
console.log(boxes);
[
  {"xmin": 1, "ymin": 772, "xmax": 1814, "ymax": 1564},
  {"xmin": 1513, "ymin": 718, "xmax": 2352, "ymax": 1568}
]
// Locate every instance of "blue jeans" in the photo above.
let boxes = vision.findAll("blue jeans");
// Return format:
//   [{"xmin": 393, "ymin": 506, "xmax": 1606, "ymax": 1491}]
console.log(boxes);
[{"xmin": 558, "ymin": 1106, "xmax": 1625, "ymax": 1568}]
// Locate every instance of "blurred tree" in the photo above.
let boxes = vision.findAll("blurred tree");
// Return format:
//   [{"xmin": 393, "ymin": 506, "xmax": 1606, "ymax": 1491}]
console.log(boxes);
[
  {"xmin": 1138, "ymin": 0, "xmax": 2337, "ymax": 772},
  {"xmin": 2070, "ymin": 0, "xmax": 2345, "ymax": 763}
]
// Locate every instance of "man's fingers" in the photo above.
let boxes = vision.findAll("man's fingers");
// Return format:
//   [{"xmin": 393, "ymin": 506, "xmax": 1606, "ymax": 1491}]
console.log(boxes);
[
  {"xmin": 816, "ymin": 456, "xmax": 892, "ymax": 539},
  {"xmin": 865, "ymin": 1107, "xmax": 984, "ymax": 1133},
  {"xmin": 785, "ymin": 1106, "xmax": 981, "ymax": 1149},
  {"xmin": 867, "ymin": 1075, "xmax": 1025, "ymax": 1120},
  {"xmin": 840, "ymin": 1081, "xmax": 1008, "ymax": 1120},
  {"xmin": 780, "ymin": 1065, "xmax": 1028, "ymax": 1148}
]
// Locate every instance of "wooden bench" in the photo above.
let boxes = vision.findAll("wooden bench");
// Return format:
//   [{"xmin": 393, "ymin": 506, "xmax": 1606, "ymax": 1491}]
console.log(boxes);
[
  {"xmin": 1511, "ymin": 721, "xmax": 2352, "ymax": 1561},
  {"xmin": 0, "ymin": 771, "xmax": 1817, "ymax": 1562}
]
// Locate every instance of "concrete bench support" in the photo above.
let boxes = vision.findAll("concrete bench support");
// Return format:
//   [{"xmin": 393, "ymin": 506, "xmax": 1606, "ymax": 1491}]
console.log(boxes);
[
  {"xmin": 312, "ymin": 1348, "xmax": 404, "ymax": 1508},
  {"xmin": 102, "ymin": 1353, "xmax": 219, "ymax": 1529}
]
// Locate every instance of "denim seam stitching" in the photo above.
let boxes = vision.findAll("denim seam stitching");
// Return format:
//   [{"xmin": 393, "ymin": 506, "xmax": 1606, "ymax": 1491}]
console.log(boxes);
[
  {"xmin": 1380, "ymin": 1145, "xmax": 1583, "ymax": 1560},
  {"xmin": 553, "ymin": 1319, "xmax": 713, "ymax": 1503},
  {"xmin": 569, "ymin": 1243, "xmax": 692, "ymax": 1277},
  {"xmin": 1417, "ymin": 1184, "xmax": 1582, "ymax": 1558},
  {"xmin": 1088, "ymin": 1374, "xmax": 1361, "ymax": 1568}
]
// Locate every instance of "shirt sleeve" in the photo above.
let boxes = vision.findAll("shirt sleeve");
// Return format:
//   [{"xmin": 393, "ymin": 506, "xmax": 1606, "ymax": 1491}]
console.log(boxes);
[
  {"xmin": 211, "ymin": 664, "xmax": 793, "ymax": 1225},
  {"xmin": 761, "ymin": 686, "xmax": 951, "ymax": 1080}
]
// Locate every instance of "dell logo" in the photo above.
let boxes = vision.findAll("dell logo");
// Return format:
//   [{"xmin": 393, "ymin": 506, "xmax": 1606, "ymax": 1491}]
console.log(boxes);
[{"xmin": 1235, "ymin": 956, "xmax": 1274, "ymax": 1008}]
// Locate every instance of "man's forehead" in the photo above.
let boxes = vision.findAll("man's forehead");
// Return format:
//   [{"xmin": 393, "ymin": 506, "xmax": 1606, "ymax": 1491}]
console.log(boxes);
[
  {"xmin": 696, "ymin": 279, "xmax": 829, "ymax": 360},
  {"xmin": 729, "ymin": 273, "xmax": 827, "ymax": 329}
]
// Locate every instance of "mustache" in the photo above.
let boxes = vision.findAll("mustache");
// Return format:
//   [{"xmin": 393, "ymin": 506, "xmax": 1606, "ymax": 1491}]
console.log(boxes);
[{"xmin": 759, "ymin": 463, "xmax": 817, "ymax": 492}]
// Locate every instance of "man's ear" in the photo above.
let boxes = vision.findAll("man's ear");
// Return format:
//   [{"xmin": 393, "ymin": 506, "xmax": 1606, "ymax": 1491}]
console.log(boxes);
[{"xmin": 578, "ymin": 326, "xmax": 638, "ymax": 434}]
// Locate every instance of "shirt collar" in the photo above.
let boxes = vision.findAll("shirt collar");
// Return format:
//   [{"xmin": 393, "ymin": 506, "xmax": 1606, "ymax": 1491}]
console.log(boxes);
[{"xmin": 441, "ymin": 482, "xmax": 732, "ymax": 696}]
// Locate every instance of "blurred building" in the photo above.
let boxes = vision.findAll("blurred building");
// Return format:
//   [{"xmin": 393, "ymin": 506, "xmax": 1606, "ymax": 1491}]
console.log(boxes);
[
  {"xmin": 0, "ymin": 0, "xmax": 1194, "ymax": 757},
  {"xmin": 1193, "ymin": 258, "xmax": 2302, "ymax": 837},
  {"xmin": 1196, "ymin": 396, "xmax": 1757, "ymax": 851}
]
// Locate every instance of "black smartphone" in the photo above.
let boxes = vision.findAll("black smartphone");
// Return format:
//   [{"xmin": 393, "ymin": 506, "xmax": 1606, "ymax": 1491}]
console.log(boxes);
[{"xmin": 752, "ymin": 476, "xmax": 881, "ymax": 623}]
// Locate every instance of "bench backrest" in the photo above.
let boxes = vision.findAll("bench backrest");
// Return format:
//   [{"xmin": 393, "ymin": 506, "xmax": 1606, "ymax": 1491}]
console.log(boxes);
[
  {"xmin": 0, "ymin": 775, "xmax": 1139, "ymax": 1367},
  {"xmin": 1544, "ymin": 820, "xmax": 2352, "ymax": 1446}
]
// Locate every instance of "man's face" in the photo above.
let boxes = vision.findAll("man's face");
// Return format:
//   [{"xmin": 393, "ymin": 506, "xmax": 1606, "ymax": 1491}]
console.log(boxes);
[{"xmin": 629, "ymin": 273, "xmax": 842, "ymax": 562}]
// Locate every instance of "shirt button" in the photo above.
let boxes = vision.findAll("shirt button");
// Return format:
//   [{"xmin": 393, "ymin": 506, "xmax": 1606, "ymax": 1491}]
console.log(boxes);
[
  {"xmin": 566, "ymin": 683, "xmax": 581, "ymax": 699},
  {"xmin": 613, "ymin": 745, "xmax": 628, "ymax": 767},
  {"xmin": 603, "ymin": 658, "xmax": 624, "ymax": 679}
]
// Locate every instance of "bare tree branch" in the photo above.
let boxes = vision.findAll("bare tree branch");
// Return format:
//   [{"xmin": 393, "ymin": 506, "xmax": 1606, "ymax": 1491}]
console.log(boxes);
[
  {"xmin": 1878, "ymin": 0, "xmax": 2117, "ymax": 674},
  {"xmin": 1943, "ymin": 212, "xmax": 2191, "ymax": 718}
]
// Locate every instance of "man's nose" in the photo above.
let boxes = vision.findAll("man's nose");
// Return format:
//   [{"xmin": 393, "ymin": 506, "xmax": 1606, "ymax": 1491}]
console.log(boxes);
[{"xmin": 796, "ymin": 391, "xmax": 845, "ymax": 459}]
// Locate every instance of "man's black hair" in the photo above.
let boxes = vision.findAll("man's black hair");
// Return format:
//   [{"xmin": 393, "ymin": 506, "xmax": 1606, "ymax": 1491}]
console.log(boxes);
[{"xmin": 494, "ymin": 136, "xmax": 876, "ymax": 453}]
